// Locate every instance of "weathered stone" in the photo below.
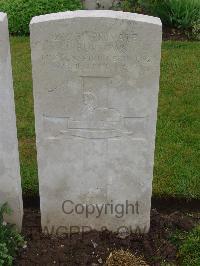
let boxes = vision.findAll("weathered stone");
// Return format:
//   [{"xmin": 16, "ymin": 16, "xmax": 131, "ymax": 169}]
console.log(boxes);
[
  {"xmin": 0, "ymin": 13, "xmax": 23, "ymax": 230},
  {"xmin": 30, "ymin": 10, "xmax": 162, "ymax": 233}
]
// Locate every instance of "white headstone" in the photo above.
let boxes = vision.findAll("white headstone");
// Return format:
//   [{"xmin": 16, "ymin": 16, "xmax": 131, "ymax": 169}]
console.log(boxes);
[
  {"xmin": 0, "ymin": 13, "xmax": 23, "ymax": 230},
  {"xmin": 30, "ymin": 10, "xmax": 162, "ymax": 234}
]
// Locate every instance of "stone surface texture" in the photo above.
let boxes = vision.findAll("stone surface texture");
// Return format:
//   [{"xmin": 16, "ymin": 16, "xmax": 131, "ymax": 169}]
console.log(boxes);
[
  {"xmin": 0, "ymin": 12, "xmax": 23, "ymax": 230},
  {"xmin": 30, "ymin": 10, "xmax": 162, "ymax": 233}
]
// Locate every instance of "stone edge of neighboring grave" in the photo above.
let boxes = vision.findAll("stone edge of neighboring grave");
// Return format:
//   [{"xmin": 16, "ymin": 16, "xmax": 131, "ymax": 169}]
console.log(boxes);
[
  {"xmin": 30, "ymin": 10, "xmax": 162, "ymax": 27},
  {"xmin": 0, "ymin": 11, "xmax": 23, "ymax": 232},
  {"xmin": 0, "ymin": 12, "xmax": 7, "ymax": 22}
]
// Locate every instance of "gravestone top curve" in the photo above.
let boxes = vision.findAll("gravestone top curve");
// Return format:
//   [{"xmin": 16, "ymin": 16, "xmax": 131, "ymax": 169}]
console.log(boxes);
[{"xmin": 30, "ymin": 10, "xmax": 161, "ymax": 26}]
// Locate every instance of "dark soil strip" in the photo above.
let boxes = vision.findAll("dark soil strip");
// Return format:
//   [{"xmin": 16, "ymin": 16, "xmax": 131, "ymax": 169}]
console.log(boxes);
[
  {"xmin": 23, "ymin": 195, "xmax": 200, "ymax": 213},
  {"xmin": 162, "ymin": 26, "xmax": 189, "ymax": 41},
  {"xmin": 23, "ymin": 195, "xmax": 40, "ymax": 208},
  {"xmin": 152, "ymin": 196, "xmax": 200, "ymax": 213},
  {"xmin": 15, "ymin": 208, "xmax": 199, "ymax": 266}
]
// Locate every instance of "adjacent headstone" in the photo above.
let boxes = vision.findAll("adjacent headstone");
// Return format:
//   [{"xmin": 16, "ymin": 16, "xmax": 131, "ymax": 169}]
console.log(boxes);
[
  {"xmin": 30, "ymin": 10, "xmax": 162, "ymax": 234},
  {"xmin": 0, "ymin": 13, "xmax": 23, "ymax": 230},
  {"xmin": 84, "ymin": 0, "xmax": 118, "ymax": 10}
]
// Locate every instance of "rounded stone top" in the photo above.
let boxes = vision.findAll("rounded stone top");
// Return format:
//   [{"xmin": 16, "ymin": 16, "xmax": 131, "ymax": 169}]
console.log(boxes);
[
  {"xmin": 0, "ymin": 12, "xmax": 7, "ymax": 22},
  {"xmin": 30, "ymin": 10, "xmax": 161, "ymax": 27}
]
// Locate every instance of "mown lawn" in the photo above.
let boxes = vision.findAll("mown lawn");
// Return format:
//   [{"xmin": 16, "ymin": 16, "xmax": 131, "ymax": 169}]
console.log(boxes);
[
  {"xmin": 170, "ymin": 225, "xmax": 200, "ymax": 266},
  {"xmin": 10, "ymin": 37, "xmax": 200, "ymax": 199}
]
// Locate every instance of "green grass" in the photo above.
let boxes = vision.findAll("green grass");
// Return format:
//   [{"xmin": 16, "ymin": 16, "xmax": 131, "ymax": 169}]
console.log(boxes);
[
  {"xmin": 10, "ymin": 37, "xmax": 200, "ymax": 199},
  {"xmin": 11, "ymin": 37, "xmax": 38, "ymax": 197},
  {"xmin": 154, "ymin": 41, "xmax": 200, "ymax": 199},
  {"xmin": 170, "ymin": 225, "xmax": 200, "ymax": 266}
]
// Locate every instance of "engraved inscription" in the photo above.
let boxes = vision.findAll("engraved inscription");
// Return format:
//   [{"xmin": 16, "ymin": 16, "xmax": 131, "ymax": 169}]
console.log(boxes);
[
  {"xmin": 47, "ymin": 30, "xmax": 138, "ymax": 53},
  {"xmin": 39, "ymin": 29, "xmax": 138, "ymax": 73},
  {"xmin": 44, "ymin": 77, "xmax": 145, "ymax": 139}
]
